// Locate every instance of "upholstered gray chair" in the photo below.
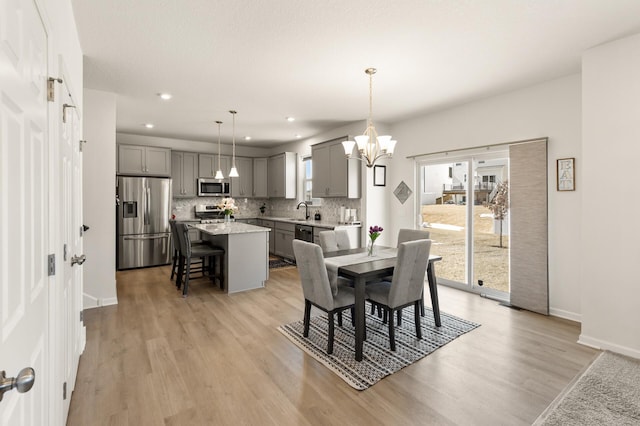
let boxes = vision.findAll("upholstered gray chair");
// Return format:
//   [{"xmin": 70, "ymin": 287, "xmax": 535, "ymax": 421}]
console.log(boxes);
[
  {"xmin": 396, "ymin": 228, "xmax": 431, "ymax": 319},
  {"xmin": 174, "ymin": 222, "xmax": 225, "ymax": 297},
  {"xmin": 318, "ymin": 229, "xmax": 351, "ymax": 253},
  {"xmin": 366, "ymin": 239, "xmax": 431, "ymax": 351},
  {"xmin": 397, "ymin": 228, "xmax": 430, "ymax": 246},
  {"xmin": 293, "ymin": 240, "xmax": 356, "ymax": 354},
  {"xmin": 370, "ymin": 228, "xmax": 432, "ymax": 318}
]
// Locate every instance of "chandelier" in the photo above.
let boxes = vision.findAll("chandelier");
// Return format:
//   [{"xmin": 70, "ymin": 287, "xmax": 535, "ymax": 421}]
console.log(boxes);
[
  {"xmin": 342, "ymin": 68, "xmax": 396, "ymax": 167},
  {"xmin": 214, "ymin": 120, "xmax": 225, "ymax": 180},
  {"xmin": 228, "ymin": 110, "xmax": 239, "ymax": 177}
]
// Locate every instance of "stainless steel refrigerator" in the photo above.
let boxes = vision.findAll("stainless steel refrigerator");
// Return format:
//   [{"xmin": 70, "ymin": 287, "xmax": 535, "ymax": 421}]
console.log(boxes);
[{"xmin": 117, "ymin": 176, "xmax": 172, "ymax": 270}]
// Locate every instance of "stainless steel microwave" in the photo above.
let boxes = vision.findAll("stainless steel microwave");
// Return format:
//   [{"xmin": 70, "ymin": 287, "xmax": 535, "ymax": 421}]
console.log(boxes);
[{"xmin": 197, "ymin": 178, "xmax": 230, "ymax": 196}]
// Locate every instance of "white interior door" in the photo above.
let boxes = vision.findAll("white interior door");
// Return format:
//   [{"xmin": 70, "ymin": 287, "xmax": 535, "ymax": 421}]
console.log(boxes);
[
  {"xmin": 58, "ymin": 79, "xmax": 84, "ymax": 422},
  {"xmin": 0, "ymin": 0, "xmax": 49, "ymax": 423}
]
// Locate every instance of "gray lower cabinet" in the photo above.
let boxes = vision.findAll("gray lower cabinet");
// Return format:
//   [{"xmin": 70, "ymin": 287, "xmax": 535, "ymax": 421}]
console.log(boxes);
[
  {"xmin": 258, "ymin": 219, "xmax": 275, "ymax": 254},
  {"xmin": 274, "ymin": 222, "xmax": 295, "ymax": 259}
]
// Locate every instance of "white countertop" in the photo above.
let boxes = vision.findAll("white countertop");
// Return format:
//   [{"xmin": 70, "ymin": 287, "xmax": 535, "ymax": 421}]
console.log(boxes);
[
  {"xmin": 259, "ymin": 216, "xmax": 361, "ymax": 229},
  {"xmin": 192, "ymin": 222, "xmax": 270, "ymax": 235}
]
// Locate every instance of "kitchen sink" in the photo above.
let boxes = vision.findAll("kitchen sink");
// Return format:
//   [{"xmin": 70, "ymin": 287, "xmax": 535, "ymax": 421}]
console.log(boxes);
[{"xmin": 288, "ymin": 218, "xmax": 309, "ymax": 222}]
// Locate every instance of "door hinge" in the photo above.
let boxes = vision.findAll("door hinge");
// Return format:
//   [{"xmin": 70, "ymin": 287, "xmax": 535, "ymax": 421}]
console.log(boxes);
[
  {"xmin": 80, "ymin": 310, "xmax": 84, "ymax": 323},
  {"xmin": 62, "ymin": 381, "xmax": 67, "ymax": 400},
  {"xmin": 47, "ymin": 254, "xmax": 55, "ymax": 276},
  {"xmin": 79, "ymin": 140, "xmax": 87, "ymax": 152},
  {"xmin": 47, "ymin": 77, "xmax": 63, "ymax": 102},
  {"xmin": 63, "ymin": 244, "xmax": 68, "ymax": 261}
]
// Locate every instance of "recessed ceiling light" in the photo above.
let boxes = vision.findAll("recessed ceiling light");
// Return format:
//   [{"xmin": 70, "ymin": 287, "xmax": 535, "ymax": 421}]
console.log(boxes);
[
  {"xmin": 295, "ymin": 134, "xmax": 302, "ymax": 139},
  {"xmin": 158, "ymin": 93, "xmax": 172, "ymax": 100},
  {"xmin": 286, "ymin": 116, "xmax": 295, "ymax": 122},
  {"xmin": 244, "ymin": 136, "xmax": 252, "ymax": 141},
  {"xmin": 144, "ymin": 123, "xmax": 154, "ymax": 129}
]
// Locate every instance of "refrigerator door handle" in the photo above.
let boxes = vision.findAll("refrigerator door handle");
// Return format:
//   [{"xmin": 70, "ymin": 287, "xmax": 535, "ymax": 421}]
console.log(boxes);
[
  {"xmin": 144, "ymin": 187, "xmax": 151, "ymax": 225},
  {"xmin": 123, "ymin": 235, "xmax": 169, "ymax": 241}
]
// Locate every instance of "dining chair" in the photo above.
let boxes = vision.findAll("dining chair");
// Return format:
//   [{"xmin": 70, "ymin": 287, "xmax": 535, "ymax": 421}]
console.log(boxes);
[
  {"xmin": 318, "ymin": 229, "xmax": 351, "ymax": 253},
  {"xmin": 397, "ymin": 228, "xmax": 430, "ymax": 245},
  {"xmin": 293, "ymin": 240, "xmax": 356, "ymax": 354},
  {"xmin": 366, "ymin": 239, "xmax": 431, "ymax": 351},
  {"xmin": 174, "ymin": 222, "xmax": 225, "ymax": 297},
  {"xmin": 369, "ymin": 228, "xmax": 432, "ymax": 319},
  {"xmin": 396, "ymin": 228, "xmax": 431, "ymax": 320}
]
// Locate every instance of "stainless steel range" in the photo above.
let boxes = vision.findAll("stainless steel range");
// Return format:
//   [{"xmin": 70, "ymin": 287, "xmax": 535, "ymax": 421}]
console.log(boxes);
[{"xmin": 194, "ymin": 204, "xmax": 225, "ymax": 223}]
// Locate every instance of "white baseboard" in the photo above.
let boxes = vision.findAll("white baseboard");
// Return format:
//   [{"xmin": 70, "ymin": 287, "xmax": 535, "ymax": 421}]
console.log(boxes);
[
  {"xmin": 83, "ymin": 293, "xmax": 119, "ymax": 309},
  {"xmin": 101, "ymin": 297, "xmax": 118, "ymax": 306},
  {"xmin": 578, "ymin": 334, "xmax": 640, "ymax": 359},
  {"xmin": 549, "ymin": 307, "xmax": 581, "ymax": 323},
  {"xmin": 83, "ymin": 293, "xmax": 99, "ymax": 309}
]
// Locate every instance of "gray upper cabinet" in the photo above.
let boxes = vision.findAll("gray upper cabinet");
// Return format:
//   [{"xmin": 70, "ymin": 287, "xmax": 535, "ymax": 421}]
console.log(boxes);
[
  {"xmin": 118, "ymin": 144, "xmax": 171, "ymax": 176},
  {"xmin": 312, "ymin": 137, "xmax": 361, "ymax": 198},
  {"xmin": 268, "ymin": 152, "xmax": 296, "ymax": 199},
  {"xmin": 252, "ymin": 158, "xmax": 268, "ymax": 198},
  {"xmin": 199, "ymin": 154, "xmax": 230, "ymax": 178},
  {"xmin": 231, "ymin": 157, "xmax": 253, "ymax": 198},
  {"xmin": 171, "ymin": 151, "xmax": 198, "ymax": 198}
]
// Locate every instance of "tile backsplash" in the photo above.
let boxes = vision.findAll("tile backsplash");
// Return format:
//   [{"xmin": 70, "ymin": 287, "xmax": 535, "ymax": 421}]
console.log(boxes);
[{"xmin": 172, "ymin": 196, "xmax": 362, "ymax": 223}]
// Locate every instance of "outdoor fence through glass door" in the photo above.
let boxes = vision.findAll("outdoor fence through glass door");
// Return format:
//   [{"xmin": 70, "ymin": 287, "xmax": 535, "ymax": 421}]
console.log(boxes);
[{"xmin": 418, "ymin": 154, "xmax": 509, "ymax": 298}]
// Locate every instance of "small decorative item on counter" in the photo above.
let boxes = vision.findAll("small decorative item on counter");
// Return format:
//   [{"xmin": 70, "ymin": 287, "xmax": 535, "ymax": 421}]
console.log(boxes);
[
  {"xmin": 171, "ymin": 214, "xmax": 176, "ymax": 220},
  {"xmin": 259, "ymin": 202, "xmax": 266, "ymax": 215},
  {"xmin": 368, "ymin": 225, "xmax": 383, "ymax": 257},
  {"xmin": 314, "ymin": 210, "xmax": 321, "ymax": 220},
  {"xmin": 218, "ymin": 197, "xmax": 237, "ymax": 222}
]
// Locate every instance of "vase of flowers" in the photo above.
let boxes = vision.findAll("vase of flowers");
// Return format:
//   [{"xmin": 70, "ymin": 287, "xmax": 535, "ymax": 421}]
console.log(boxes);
[
  {"xmin": 368, "ymin": 225, "xmax": 383, "ymax": 257},
  {"xmin": 218, "ymin": 197, "xmax": 237, "ymax": 222}
]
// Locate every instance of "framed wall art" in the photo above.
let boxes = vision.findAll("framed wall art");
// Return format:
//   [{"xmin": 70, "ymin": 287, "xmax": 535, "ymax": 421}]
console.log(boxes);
[
  {"xmin": 557, "ymin": 158, "xmax": 575, "ymax": 191},
  {"xmin": 373, "ymin": 165, "xmax": 386, "ymax": 186}
]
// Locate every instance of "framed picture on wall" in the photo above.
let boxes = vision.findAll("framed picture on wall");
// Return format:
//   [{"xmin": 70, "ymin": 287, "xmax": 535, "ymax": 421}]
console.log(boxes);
[
  {"xmin": 373, "ymin": 165, "xmax": 386, "ymax": 186},
  {"xmin": 557, "ymin": 158, "xmax": 575, "ymax": 191}
]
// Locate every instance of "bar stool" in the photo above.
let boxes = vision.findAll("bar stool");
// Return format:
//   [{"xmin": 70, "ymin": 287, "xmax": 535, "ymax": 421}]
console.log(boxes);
[
  {"xmin": 174, "ymin": 222, "xmax": 225, "ymax": 297},
  {"xmin": 169, "ymin": 220, "xmax": 209, "ymax": 280}
]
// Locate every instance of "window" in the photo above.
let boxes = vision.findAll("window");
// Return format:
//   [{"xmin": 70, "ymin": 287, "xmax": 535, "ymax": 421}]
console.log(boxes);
[{"xmin": 301, "ymin": 157, "xmax": 322, "ymax": 205}]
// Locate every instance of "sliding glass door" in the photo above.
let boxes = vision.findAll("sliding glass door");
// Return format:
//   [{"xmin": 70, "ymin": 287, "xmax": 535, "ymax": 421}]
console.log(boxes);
[{"xmin": 417, "ymin": 150, "xmax": 509, "ymax": 299}]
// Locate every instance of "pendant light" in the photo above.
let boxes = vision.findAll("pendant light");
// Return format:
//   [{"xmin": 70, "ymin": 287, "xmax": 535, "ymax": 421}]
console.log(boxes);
[
  {"xmin": 214, "ymin": 120, "xmax": 224, "ymax": 180},
  {"xmin": 228, "ymin": 110, "xmax": 239, "ymax": 177},
  {"xmin": 342, "ymin": 68, "xmax": 397, "ymax": 167}
]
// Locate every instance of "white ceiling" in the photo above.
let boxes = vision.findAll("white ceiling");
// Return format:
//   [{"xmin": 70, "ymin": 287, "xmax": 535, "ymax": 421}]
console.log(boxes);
[{"xmin": 71, "ymin": 0, "xmax": 640, "ymax": 148}]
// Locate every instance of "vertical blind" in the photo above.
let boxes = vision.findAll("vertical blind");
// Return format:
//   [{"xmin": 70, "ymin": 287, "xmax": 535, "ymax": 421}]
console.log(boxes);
[{"xmin": 509, "ymin": 139, "xmax": 549, "ymax": 314}]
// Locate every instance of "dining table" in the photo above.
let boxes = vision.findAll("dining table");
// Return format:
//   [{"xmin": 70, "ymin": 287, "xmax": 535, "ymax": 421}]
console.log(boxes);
[{"xmin": 323, "ymin": 246, "xmax": 443, "ymax": 361}]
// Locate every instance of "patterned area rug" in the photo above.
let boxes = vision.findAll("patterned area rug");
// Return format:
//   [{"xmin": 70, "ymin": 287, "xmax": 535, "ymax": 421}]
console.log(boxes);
[
  {"xmin": 278, "ymin": 307, "xmax": 480, "ymax": 390},
  {"xmin": 269, "ymin": 257, "xmax": 296, "ymax": 269}
]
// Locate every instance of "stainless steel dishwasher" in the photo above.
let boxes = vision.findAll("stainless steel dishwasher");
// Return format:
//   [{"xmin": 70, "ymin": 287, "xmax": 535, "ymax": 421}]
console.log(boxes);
[{"xmin": 294, "ymin": 224, "xmax": 314, "ymax": 242}]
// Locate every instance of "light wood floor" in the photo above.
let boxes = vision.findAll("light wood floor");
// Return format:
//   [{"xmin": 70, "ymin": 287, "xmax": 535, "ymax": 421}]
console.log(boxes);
[{"xmin": 67, "ymin": 265, "xmax": 598, "ymax": 425}]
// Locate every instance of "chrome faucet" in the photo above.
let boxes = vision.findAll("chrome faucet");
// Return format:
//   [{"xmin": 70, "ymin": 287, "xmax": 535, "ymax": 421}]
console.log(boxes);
[{"xmin": 296, "ymin": 201, "xmax": 310, "ymax": 220}]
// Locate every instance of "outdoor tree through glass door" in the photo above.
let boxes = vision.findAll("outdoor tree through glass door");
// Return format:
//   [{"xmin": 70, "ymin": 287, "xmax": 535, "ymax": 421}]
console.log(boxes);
[
  {"xmin": 472, "ymin": 157, "xmax": 509, "ymax": 295},
  {"xmin": 418, "ymin": 151, "xmax": 510, "ymax": 299}
]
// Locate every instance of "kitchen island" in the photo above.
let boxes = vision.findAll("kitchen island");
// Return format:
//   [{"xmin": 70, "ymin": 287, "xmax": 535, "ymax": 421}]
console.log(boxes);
[{"xmin": 192, "ymin": 222, "xmax": 270, "ymax": 293}]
